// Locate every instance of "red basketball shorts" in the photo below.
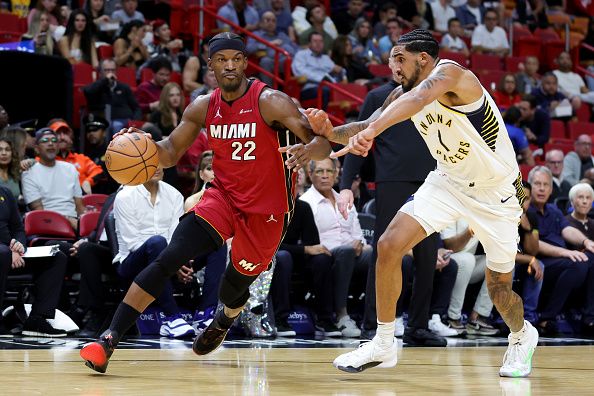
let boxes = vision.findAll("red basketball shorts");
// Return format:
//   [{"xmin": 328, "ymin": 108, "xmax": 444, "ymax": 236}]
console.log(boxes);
[{"xmin": 192, "ymin": 187, "xmax": 289, "ymax": 275}]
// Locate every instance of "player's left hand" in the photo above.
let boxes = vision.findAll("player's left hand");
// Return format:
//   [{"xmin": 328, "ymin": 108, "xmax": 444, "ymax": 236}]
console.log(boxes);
[
  {"xmin": 279, "ymin": 143, "xmax": 310, "ymax": 172},
  {"xmin": 330, "ymin": 127, "xmax": 375, "ymax": 158}
]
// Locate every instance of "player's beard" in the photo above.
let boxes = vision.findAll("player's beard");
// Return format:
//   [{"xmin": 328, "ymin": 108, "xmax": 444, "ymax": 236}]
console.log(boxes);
[
  {"xmin": 401, "ymin": 61, "xmax": 421, "ymax": 92},
  {"xmin": 220, "ymin": 77, "xmax": 243, "ymax": 93}
]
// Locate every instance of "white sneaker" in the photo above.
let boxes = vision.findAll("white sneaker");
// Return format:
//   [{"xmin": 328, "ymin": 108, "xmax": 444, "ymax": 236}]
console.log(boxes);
[
  {"xmin": 499, "ymin": 320, "xmax": 539, "ymax": 378},
  {"xmin": 333, "ymin": 336, "xmax": 398, "ymax": 373},
  {"xmin": 336, "ymin": 315, "xmax": 362, "ymax": 338},
  {"xmin": 428, "ymin": 314, "xmax": 458, "ymax": 337},
  {"xmin": 159, "ymin": 315, "xmax": 196, "ymax": 339},
  {"xmin": 395, "ymin": 317, "xmax": 404, "ymax": 337}
]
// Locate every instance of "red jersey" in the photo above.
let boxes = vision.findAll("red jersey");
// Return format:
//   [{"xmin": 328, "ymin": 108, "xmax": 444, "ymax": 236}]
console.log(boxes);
[{"xmin": 205, "ymin": 79, "xmax": 297, "ymax": 214}]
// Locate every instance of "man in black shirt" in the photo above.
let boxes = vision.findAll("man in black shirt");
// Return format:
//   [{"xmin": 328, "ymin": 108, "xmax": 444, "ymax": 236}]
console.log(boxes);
[
  {"xmin": 270, "ymin": 198, "xmax": 338, "ymax": 337},
  {"xmin": 338, "ymin": 46, "xmax": 444, "ymax": 346},
  {"xmin": 332, "ymin": 0, "xmax": 366, "ymax": 35},
  {"xmin": 83, "ymin": 114, "xmax": 119, "ymax": 195},
  {"xmin": 517, "ymin": 94, "xmax": 551, "ymax": 148}
]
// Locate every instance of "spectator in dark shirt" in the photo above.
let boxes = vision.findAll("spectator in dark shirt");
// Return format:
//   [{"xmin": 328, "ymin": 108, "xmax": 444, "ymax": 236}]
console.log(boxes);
[
  {"xmin": 135, "ymin": 56, "xmax": 172, "ymax": 115},
  {"xmin": 83, "ymin": 114, "xmax": 119, "ymax": 194},
  {"xmin": 270, "ymin": 198, "xmax": 336, "ymax": 337},
  {"xmin": 332, "ymin": 0, "xmax": 365, "ymax": 35},
  {"xmin": 516, "ymin": 94, "xmax": 550, "ymax": 148},
  {"xmin": 0, "ymin": 186, "xmax": 68, "ymax": 336},
  {"xmin": 83, "ymin": 58, "xmax": 142, "ymax": 135},
  {"xmin": 545, "ymin": 149, "xmax": 571, "ymax": 203},
  {"xmin": 532, "ymin": 72, "xmax": 580, "ymax": 119},
  {"xmin": 527, "ymin": 166, "xmax": 594, "ymax": 335}
]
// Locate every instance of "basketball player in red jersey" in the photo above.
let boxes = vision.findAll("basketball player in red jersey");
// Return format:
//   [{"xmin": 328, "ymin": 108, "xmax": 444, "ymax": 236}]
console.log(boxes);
[{"xmin": 80, "ymin": 32, "xmax": 332, "ymax": 373}]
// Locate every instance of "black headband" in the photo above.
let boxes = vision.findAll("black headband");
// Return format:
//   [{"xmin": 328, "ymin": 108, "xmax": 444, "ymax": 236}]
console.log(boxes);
[{"xmin": 209, "ymin": 37, "xmax": 246, "ymax": 57}]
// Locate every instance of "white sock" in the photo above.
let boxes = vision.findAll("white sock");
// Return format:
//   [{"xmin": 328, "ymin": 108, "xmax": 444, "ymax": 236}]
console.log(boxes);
[
  {"xmin": 510, "ymin": 320, "xmax": 527, "ymax": 340},
  {"xmin": 375, "ymin": 320, "xmax": 395, "ymax": 347}
]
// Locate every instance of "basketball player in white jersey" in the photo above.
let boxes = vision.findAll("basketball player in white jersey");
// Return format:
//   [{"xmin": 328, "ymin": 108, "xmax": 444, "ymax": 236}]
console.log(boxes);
[{"xmin": 306, "ymin": 30, "xmax": 539, "ymax": 377}]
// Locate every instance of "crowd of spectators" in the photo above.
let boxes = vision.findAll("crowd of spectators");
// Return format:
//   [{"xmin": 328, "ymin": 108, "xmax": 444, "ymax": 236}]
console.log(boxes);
[{"xmin": 0, "ymin": 0, "xmax": 593, "ymax": 340}]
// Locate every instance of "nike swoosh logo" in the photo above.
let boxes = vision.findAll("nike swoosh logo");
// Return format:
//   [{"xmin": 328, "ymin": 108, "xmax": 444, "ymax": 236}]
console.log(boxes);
[{"xmin": 501, "ymin": 195, "xmax": 513, "ymax": 203}]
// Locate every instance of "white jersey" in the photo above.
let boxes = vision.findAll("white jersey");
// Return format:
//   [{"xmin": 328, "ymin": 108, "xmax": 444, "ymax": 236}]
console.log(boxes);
[{"xmin": 410, "ymin": 59, "xmax": 520, "ymax": 189}]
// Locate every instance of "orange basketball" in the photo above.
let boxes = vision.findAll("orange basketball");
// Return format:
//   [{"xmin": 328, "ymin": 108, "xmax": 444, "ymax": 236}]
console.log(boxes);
[{"xmin": 105, "ymin": 133, "xmax": 159, "ymax": 186}]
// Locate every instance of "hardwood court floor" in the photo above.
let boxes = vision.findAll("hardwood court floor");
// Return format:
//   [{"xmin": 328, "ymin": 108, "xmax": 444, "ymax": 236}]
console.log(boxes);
[{"xmin": 1, "ymin": 342, "xmax": 593, "ymax": 395}]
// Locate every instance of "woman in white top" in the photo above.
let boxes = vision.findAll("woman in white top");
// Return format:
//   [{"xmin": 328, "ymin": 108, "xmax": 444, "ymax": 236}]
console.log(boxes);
[{"xmin": 58, "ymin": 9, "xmax": 98, "ymax": 67}]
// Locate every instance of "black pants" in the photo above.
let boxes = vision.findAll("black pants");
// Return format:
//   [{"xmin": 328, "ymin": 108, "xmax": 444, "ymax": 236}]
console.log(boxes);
[
  {"xmin": 0, "ymin": 244, "xmax": 67, "ymax": 318},
  {"xmin": 76, "ymin": 242, "xmax": 116, "ymax": 310},
  {"xmin": 363, "ymin": 181, "xmax": 439, "ymax": 330},
  {"xmin": 271, "ymin": 250, "xmax": 334, "ymax": 322}
]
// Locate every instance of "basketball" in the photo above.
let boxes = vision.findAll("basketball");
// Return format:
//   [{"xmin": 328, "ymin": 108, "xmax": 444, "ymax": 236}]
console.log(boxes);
[{"xmin": 105, "ymin": 132, "xmax": 159, "ymax": 186}]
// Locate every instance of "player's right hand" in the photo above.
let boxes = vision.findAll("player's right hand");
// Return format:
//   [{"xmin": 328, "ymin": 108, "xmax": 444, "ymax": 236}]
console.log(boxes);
[
  {"xmin": 331, "ymin": 128, "xmax": 375, "ymax": 158},
  {"xmin": 337, "ymin": 189, "xmax": 354, "ymax": 220},
  {"xmin": 304, "ymin": 108, "xmax": 334, "ymax": 139}
]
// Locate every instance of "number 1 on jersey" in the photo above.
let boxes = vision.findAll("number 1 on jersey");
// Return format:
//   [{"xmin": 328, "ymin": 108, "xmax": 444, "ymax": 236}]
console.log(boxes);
[{"xmin": 231, "ymin": 141, "xmax": 256, "ymax": 161}]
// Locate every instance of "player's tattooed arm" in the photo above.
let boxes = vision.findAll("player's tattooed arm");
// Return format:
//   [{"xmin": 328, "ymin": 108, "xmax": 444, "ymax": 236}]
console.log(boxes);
[
  {"xmin": 308, "ymin": 85, "xmax": 404, "ymax": 145},
  {"xmin": 156, "ymin": 94, "xmax": 210, "ymax": 167}
]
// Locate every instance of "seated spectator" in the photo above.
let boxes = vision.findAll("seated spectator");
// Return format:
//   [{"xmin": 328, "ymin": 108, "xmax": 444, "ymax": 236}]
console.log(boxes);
[
  {"xmin": 553, "ymin": 52, "xmax": 594, "ymax": 107},
  {"xmin": 190, "ymin": 70, "xmax": 218, "ymax": 102},
  {"xmin": 47, "ymin": 119, "xmax": 104, "ymax": 194},
  {"xmin": 516, "ymin": 56, "xmax": 541, "ymax": 94},
  {"xmin": 442, "ymin": 219, "xmax": 499, "ymax": 336},
  {"xmin": 292, "ymin": 0, "xmax": 338, "ymax": 38},
  {"xmin": 292, "ymin": 32, "xmax": 345, "ymax": 109},
  {"xmin": 298, "ymin": 4, "xmax": 335, "ymax": 53},
  {"xmin": 528, "ymin": 166, "xmax": 594, "ymax": 335},
  {"xmin": 148, "ymin": 82, "xmax": 185, "ymax": 138},
  {"xmin": 147, "ymin": 20, "xmax": 186, "ymax": 73},
  {"xmin": 0, "ymin": 137, "xmax": 22, "ymax": 201},
  {"xmin": 84, "ymin": 0, "xmax": 116, "ymax": 43},
  {"xmin": 22, "ymin": 128, "xmax": 85, "ymax": 231},
  {"xmin": 113, "ymin": 20, "xmax": 149, "ymax": 70},
  {"xmin": 332, "ymin": 0, "xmax": 365, "ymax": 35},
  {"xmin": 513, "ymin": 0, "xmax": 547, "ymax": 31},
  {"xmin": 217, "ymin": 0, "xmax": 259, "ymax": 32},
  {"xmin": 111, "ymin": 0, "xmax": 145, "ymax": 25},
  {"xmin": 493, "ymin": 73, "xmax": 522, "ymax": 111},
  {"xmin": 470, "ymin": 8, "xmax": 509, "ymax": 57},
  {"xmin": 83, "ymin": 58, "xmax": 142, "ymax": 135},
  {"xmin": 271, "ymin": 193, "xmax": 336, "ymax": 337},
  {"xmin": 428, "ymin": 0, "xmax": 456, "ymax": 33},
  {"xmin": 135, "ymin": 56, "xmax": 172, "ymax": 115},
  {"xmin": 562, "ymin": 134, "xmax": 594, "ymax": 188},
  {"xmin": 182, "ymin": 152, "xmax": 227, "ymax": 331},
  {"xmin": 440, "ymin": 17, "xmax": 469, "ymax": 56},
  {"xmin": 82, "ymin": 114, "xmax": 119, "ymax": 194},
  {"xmin": 113, "ymin": 167, "xmax": 195, "ymax": 338},
  {"xmin": 22, "ymin": 10, "xmax": 56, "ymax": 56},
  {"xmin": 27, "ymin": 0, "xmax": 60, "ymax": 38},
  {"xmin": 513, "ymin": 181, "xmax": 544, "ymax": 325},
  {"xmin": 545, "ymin": 149, "xmax": 571, "ymax": 203},
  {"xmin": 331, "ymin": 35, "xmax": 374, "ymax": 85},
  {"xmin": 266, "ymin": 0, "xmax": 296, "ymax": 42},
  {"xmin": 532, "ymin": 72, "xmax": 580, "ymax": 119},
  {"xmin": 566, "ymin": 183, "xmax": 594, "ymax": 248},
  {"xmin": 373, "ymin": 2, "xmax": 398, "ymax": 38},
  {"xmin": 378, "ymin": 18, "xmax": 402, "ymax": 63},
  {"xmin": 58, "ymin": 9, "xmax": 98, "ymax": 68},
  {"xmin": 503, "ymin": 107, "xmax": 534, "ymax": 165},
  {"xmin": 182, "ymin": 36, "xmax": 212, "ymax": 94},
  {"xmin": 246, "ymin": 11, "xmax": 298, "ymax": 86},
  {"xmin": 0, "ymin": 186, "xmax": 68, "ymax": 336},
  {"xmin": 348, "ymin": 18, "xmax": 382, "ymax": 65},
  {"xmin": 517, "ymin": 94, "xmax": 551, "ymax": 148},
  {"xmin": 398, "ymin": 249, "xmax": 459, "ymax": 338},
  {"xmin": 301, "ymin": 158, "xmax": 372, "ymax": 338},
  {"xmin": 456, "ymin": 0, "xmax": 485, "ymax": 32}
]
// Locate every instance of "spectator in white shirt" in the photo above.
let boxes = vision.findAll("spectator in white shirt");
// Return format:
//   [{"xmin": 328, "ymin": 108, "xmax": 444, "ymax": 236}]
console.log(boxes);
[
  {"xmin": 300, "ymin": 158, "xmax": 372, "ymax": 338},
  {"xmin": 292, "ymin": 0, "xmax": 338, "ymax": 38},
  {"xmin": 111, "ymin": 0, "xmax": 145, "ymax": 26},
  {"xmin": 429, "ymin": 0, "xmax": 456, "ymax": 33},
  {"xmin": 22, "ymin": 128, "xmax": 86, "ymax": 231},
  {"xmin": 113, "ymin": 167, "xmax": 195, "ymax": 339},
  {"xmin": 440, "ymin": 18, "xmax": 469, "ymax": 56},
  {"xmin": 470, "ymin": 9, "xmax": 509, "ymax": 57},
  {"xmin": 553, "ymin": 51, "xmax": 594, "ymax": 106}
]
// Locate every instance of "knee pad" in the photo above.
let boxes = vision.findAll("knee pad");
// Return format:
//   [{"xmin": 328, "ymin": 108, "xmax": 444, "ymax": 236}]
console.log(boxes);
[
  {"xmin": 218, "ymin": 270, "xmax": 254, "ymax": 309},
  {"xmin": 134, "ymin": 262, "xmax": 169, "ymax": 299}
]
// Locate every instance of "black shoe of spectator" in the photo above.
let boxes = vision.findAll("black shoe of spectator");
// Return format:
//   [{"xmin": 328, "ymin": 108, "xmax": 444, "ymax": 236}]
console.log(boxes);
[
  {"xmin": 275, "ymin": 318, "xmax": 296, "ymax": 337},
  {"xmin": 581, "ymin": 321, "xmax": 594, "ymax": 338},
  {"xmin": 0, "ymin": 320, "xmax": 11, "ymax": 336},
  {"xmin": 68, "ymin": 306, "xmax": 87, "ymax": 327},
  {"xmin": 22, "ymin": 315, "xmax": 67, "ymax": 337},
  {"xmin": 77, "ymin": 312, "xmax": 107, "ymax": 338},
  {"xmin": 403, "ymin": 326, "xmax": 447, "ymax": 347},
  {"xmin": 536, "ymin": 320, "xmax": 558, "ymax": 337},
  {"xmin": 314, "ymin": 320, "xmax": 342, "ymax": 337}
]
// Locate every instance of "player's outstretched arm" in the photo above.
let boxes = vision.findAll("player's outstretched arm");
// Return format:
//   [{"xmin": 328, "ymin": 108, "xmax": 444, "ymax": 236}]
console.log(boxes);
[
  {"xmin": 260, "ymin": 89, "xmax": 332, "ymax": 169},
  {"xmin": 156, "ymin": 95, "xmax": 210, "ymax": 168},
  {"xmin": 305, "ymin": 86, "xmax": 403, "ymax": 145}
]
